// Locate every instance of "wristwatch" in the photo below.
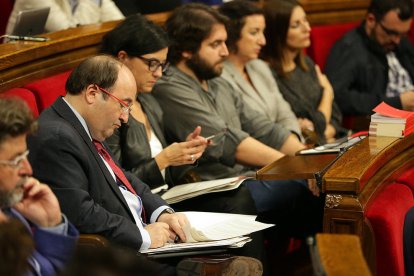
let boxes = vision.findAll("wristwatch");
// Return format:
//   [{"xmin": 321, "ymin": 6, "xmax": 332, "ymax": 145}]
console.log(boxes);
[{"xmin": 160, "ymin": 208, "xmax": 175, "ymax": 216}]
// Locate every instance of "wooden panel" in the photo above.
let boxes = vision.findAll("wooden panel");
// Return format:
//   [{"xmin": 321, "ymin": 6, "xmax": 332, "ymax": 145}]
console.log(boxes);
[{"xmin": 300, "ymin": 0, "xmax": 369, "ymax": 25}]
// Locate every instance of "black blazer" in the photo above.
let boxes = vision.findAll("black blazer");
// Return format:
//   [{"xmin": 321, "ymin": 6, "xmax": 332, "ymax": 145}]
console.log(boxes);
[{"xmin": 28, "ymin": 97, "xmax": 167, "ymax": 249}]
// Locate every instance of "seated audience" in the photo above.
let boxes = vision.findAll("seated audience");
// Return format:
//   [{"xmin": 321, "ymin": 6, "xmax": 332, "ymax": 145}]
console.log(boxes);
[
  {"xmin": 113, "ymin": 0, "xmax": 181, "ymax": 16},
  {"xmin": 218, "ymin": 0, "xmax": 302, "ymax": 140},
  {"xmin": 325, "ymin": 0, "xmax": 414, "ymax": 116},
  {"xmin": 6, "ymin": 0, "xmax": 124, "ymax": 34},
  {"xmin": 0, "ymin": 97, "xmax": 78, "ymax": 275},
  {"xmin": 261, "ymin": 0, "xmax": 347, "ymax": 144},
  {"xmin": 153, "ymin": 3, "xmax": 323, "ymax": 239},
  {"xmin": 27, "ymin": 54, "xmax": 263, "ymax": 276},
  {"xmin": 100, "ymin": 14, "xmax": 267, "ymax": 267}
]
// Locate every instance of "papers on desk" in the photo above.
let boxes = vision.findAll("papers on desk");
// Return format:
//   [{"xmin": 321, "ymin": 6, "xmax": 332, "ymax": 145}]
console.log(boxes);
[
  {"xmin": 141, "ymin": 236, "xmax": 252, "ymax": 256},
  {"xmin": 141, "ymin": 211, "xmax": 274, "ymax": 256},
  {"xmin": 299, "ymin": 136, "xmax": 366, "ymax": 155},
  {"xmin": 161, "ymin": 177, "xmax": 247, "ymax": 204}
]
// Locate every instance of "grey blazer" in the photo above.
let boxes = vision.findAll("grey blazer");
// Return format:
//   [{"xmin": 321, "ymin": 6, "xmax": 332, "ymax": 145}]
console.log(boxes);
[{"xmin": 222, "ymin": 59, "xmax": 301, "ymax": 137}]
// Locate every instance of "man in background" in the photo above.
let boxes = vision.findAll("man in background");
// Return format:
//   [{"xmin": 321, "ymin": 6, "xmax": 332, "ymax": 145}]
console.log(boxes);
[{"xmin": 325, "ymin": 0, "xmax": 414, "ymax": 116}]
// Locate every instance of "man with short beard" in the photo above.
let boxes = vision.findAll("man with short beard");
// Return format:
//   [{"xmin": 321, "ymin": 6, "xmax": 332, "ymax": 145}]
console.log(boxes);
[
  {"xmin": 325, "ymin": 0, "xmax": 414, "ymax": 116},
  {"xmin": 0, "ymin": 97, "xmax": 78, "ymax": 276},
  {"xmin": 153, "ymin": 4, "xmax": 324, "ymax": 273}
]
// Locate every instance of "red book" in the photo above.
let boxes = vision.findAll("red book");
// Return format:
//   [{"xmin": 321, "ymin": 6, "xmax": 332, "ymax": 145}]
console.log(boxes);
[{"xmin": 371, "ymin": 102, "xmax": 414, "ymax": 136}]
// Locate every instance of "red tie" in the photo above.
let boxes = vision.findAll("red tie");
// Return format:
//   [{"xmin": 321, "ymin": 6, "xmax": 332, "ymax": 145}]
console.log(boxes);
[{"xmin": 93, "ymin": 140, "xmax": 146, "ymax": 222}]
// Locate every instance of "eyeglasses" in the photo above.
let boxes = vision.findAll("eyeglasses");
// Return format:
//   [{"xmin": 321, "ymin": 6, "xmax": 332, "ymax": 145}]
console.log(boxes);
[
  {"xmin": 0, "ymin": 150, "xmax": 29, "ymax": 169},
  {"xmin": 137, "ymin": 56, "xmax": 170, "ymax": 73},
  {"xmin": 94, "ymin": 84, "xmax": 132, "ymax": 114},
  {"xmin": 378, "ymin": 21, "xmax": 408, "ymax": 38}
]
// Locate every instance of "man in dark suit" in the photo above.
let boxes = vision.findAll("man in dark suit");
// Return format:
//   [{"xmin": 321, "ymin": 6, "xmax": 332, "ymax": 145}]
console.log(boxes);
[
  {"xmin": 0, "ymin": 97, "xmax": 78, "ymax": 275},
  {"xmin": 28, "ymin": 55, "xmax": 188, "ymax": 251}
]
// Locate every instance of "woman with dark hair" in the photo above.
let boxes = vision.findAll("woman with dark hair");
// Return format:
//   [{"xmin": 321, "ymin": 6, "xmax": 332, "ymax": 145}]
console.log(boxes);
[
  {"xmin": 100, "ymin": 14, "xmax": 208, "ymax": 190},
  {"xmin": 261, "ymin": 0, "xmax": 347, "ymax": 144},
  {"xmin": 219, "ymin": 0, "xmax": 302, "ymax": 139}
]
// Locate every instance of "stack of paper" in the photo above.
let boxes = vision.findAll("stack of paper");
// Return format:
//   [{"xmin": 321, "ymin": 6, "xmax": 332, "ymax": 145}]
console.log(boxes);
[
  {"xmin": 369, "ymin": 102, "xmax": 414, "ymax": 138},
  {"xmin": 161, "ymin": 177, "xmax": 247, "ymax": 204},
  {"xmin": 141, "ymin": 211, "xmax": 274, "ymax": 255}
]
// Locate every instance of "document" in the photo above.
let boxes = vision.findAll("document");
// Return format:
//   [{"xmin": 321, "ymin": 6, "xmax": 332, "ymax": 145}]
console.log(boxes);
[
  {"xmin": 182, "ymin": 211, "xmax": 273, "ymax": 242},
  {"xmin": 161, "ymin": 177, "xmax": 248, "ymax": 204},
  {"xmin": 141, "ymin": 211, "xmax": 274, "ymax": 255},
  {"xmin": 299, "ymin": 136, "xmax": 366, "ymax": 155}
]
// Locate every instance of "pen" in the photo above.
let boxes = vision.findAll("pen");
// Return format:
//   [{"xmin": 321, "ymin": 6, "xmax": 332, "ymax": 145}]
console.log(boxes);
[
  {"xmin": 205, "ymin": 128, "xmax": 228, "ymax": 141},
  {"xmin": 4, "ymin": 35, "xmax": 49, "ymax": 42},
  {"xmin": 174, "ymin": 235, "xmax": 181, "ymax": 243}
]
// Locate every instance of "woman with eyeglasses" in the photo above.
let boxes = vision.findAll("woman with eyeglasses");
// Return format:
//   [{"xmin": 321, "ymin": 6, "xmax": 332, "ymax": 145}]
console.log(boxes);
[
  {"xmin": 100, "ymin": 14, "xmax": 209, "ymax": 191},
  {"xmin": 261, "ymin": 0, "xmax": 348, "ymax": 144}
]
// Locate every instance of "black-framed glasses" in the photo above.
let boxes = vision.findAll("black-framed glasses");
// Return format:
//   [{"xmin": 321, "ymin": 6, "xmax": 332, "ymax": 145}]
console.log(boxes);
[
  {"xmin": 378, "ymin": 21, "xmax": 408, "ymax": 38},
  {"xmin": 137, "ymin": 56, "xmax": 170, "ymax": 73},
  {"xmin": 0, "ymin": 150, "xmax": 29, "ymax": 169},
  {"xmin": 94, "ymin": 84, "xmax": 132, "ymax": 114}
]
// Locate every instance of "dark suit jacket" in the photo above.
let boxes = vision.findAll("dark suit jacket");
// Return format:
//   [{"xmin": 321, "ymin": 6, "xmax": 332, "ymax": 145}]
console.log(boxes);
[
  {"xmin": 28, "ymin": 97, "xmax": 167, "ymax": 249},
  {"xmin": 5, "ymin": 208, "xmax": 78, "ymax": 276},
  {"xmin": 107, "ymin": 93, "xmax": 189, "ymax": 189}
]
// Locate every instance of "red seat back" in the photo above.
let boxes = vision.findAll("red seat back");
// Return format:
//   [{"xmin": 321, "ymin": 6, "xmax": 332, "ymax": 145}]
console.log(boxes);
[
  {"xmin": 0, "ymin": 0, "xmax": 14, "ymax": 37},
  {"xmin": 24, "ymin": 71, "xmax": 71, "ymax": 112},
  {"xmin": 3, "ymin": 88, "xmax": 39, "ymax": 118},
  {"xmin": 308, "ymin": 21, "xmax": 359, "ymax": 71},
  {"xmin": 366, "ymin": 183, "xmax": 414, "ymax": 276}
]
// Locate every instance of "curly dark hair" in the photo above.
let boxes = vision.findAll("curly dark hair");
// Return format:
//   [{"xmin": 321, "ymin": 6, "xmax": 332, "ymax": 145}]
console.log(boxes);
[
  {"xmin": 0, "ymin": 97, "xmax": 37, "ymax": 145},
  {"xmin": 166, "ymin": 3, "xmax": 228, "ymax": 65}
]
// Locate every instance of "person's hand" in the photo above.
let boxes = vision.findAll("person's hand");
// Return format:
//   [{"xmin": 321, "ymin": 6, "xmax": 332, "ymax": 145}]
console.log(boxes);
[
  {"xmin": 155, "ymin": 126, "xmax": 208, "ymax": 169},
  {"xmin": 0, "ymin": 210, "xmax": 8, "ymax": 223},
  {"xmin": 324, "ymin": 123, "xmax": 337, "ymax": 141},
  {"xmin": 400, "ymin": 91, "xmax": 414, "ymax": 111},
  {"xmin": 157, "ymin": 212, "xmax": 189, "ymax": 243},
  {"xmin": 307, "ymin": 179, "xmax": 320, "ymax": 197},
  {"xmin": 145, "ymin": 222, "xmax": 171, "ymax": 248},
  {"xmin": 298, "ymin": 118, "xmax": 315, "ymax": 132},
  {"xmin": 13, "ymin": 177, "xmax": 62, "ymax": 227}
]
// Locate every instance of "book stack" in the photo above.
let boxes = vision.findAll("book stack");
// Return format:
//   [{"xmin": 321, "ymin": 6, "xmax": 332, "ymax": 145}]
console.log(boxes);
[{"xmin": 369, "ymin": 102, "xmax": 414, "ymax": 138}]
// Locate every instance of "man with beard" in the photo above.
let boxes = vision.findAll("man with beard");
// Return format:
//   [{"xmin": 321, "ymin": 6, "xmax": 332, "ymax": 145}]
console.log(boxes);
[
  {"xmin": 325, "ymin": 0, "xmax": 414, "ymax": 116},
  {"xmin": 0, "ymin": 97, "xmax": 78, "ymax": 275},
  {"xmin": 153, "ymin": 5, "xmax": 324, "ymax": 274}
]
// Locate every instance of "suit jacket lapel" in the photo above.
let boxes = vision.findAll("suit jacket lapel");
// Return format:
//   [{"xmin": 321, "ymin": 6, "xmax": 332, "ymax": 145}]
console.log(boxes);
[{"xmin": 51, "ymin": 97, "xmax": 134, "ymax": 218}]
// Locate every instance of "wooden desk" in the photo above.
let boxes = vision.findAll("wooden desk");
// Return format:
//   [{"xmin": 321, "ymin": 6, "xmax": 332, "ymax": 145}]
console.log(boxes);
[
  {"xmin": 256, "ymin": 135, "xmax": 414, "ymax": 272},
  {"xmin": 256, "ymin": 153, "xmax": 338, "ymax": 181}
]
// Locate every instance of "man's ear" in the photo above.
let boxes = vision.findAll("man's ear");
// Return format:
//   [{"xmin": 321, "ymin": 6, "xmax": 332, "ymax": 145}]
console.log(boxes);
[
  {"xmin": 85, "ymin": 84, "xmax": 99, "ymax": 104},
  {"xmin": 366, "ymin": 13, "xmax": 377, "ymax": 31},
  {"xmin": 182, "ymin": 50, "xmax": 192, "ymax": 59},
  {"xmin": 117, "ymin": 50, "xmax": 128, "ymax": 62}
]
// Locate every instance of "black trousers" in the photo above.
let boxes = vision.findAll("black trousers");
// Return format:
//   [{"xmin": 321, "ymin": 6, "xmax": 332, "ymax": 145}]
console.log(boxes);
[{"xmin": 404, "ymin": 206, "xmax": 414, "ymax": 276}]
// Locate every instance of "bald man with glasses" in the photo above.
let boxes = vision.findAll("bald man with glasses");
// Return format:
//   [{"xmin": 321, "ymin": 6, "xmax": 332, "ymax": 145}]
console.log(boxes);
[
  {"xmin": 325, "ymin": 0, "xmax": 414, "ymax": 116},
  {"xmin": 27, "ymin": 55, "xmax": 189, "ymax": 255}
]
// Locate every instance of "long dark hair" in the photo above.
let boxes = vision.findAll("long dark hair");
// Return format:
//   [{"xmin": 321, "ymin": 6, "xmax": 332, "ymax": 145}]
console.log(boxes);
[{"xmin": 261, "ymin": 0, "xmax": 308, "ymax": 78}]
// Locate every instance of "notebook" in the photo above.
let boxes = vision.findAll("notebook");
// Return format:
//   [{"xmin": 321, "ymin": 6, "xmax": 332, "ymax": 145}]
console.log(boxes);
[{"xmin": 11, "ymin": 7, "xmax": 50, "ymax": 36}]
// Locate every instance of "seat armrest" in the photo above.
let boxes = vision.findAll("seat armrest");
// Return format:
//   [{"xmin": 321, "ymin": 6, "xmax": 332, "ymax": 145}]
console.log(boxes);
[{"xmin": 78, "ymin": 234, "xmax": 109, "ymax": 247}]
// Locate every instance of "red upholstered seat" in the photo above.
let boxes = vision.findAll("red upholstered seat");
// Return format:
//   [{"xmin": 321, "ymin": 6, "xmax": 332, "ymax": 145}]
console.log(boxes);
[
  {"xmin": 397, "ymin": 166, "xmax": 414, "ymax": 194},
  {"xmin": 366, "ymin": 183, "xmax": 414, "ymax": 276},
  {"xmin": 3, "ymin": 88, "xmax": 39, "ymax": 118},
  {"xmin": 24, "ymin": 70, "xmax": 71, "ymax": 112},
  {"xmin": 308, "ymin": 21, "xmax": 359, "ymax": 71}
]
